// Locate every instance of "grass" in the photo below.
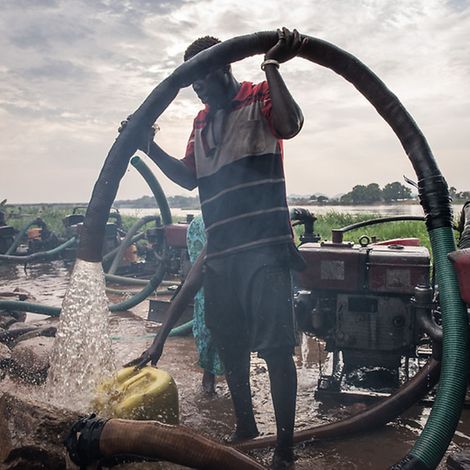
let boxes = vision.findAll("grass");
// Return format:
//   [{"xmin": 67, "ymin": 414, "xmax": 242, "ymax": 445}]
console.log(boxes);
[{"xmin": 5, "ymin": 205, "xmax": 460, "ymax": 252}]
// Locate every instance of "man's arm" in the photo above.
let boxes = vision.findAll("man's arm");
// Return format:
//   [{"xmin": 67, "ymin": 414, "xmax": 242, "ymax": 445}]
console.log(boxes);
[
  {"xmin": 125, "ymin": 245, "xmax": 206, "ymax": 368},
  {"xmin": 119, "ymin": 118, "xmax": 197, "ymax": 190},
  {"xmin": 146, "ymin": 140, "xmax": 197, "ymax": 190},
  {"xmin": 263, "ymin": 28, "xmax": 306, "ymax": 139}
]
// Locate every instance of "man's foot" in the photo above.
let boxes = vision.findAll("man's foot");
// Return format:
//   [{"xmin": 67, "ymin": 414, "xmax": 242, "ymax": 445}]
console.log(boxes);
[
  {"xmin": 271, "ymin": 447, "xmax": 295, "ymax": 470},
  {"xmin": 224, "ymin": 427, "xmax": 260, "ymax": 444},
  {"xmin": 202, "ymin": 370, "xmax": 216, "ymax": 396}
]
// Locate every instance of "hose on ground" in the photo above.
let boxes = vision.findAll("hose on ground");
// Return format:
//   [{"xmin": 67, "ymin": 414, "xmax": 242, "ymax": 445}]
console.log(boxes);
[
  {"xmin": 65, "ymin": 416, "xmax": 264, "ymax": 470},
  {"xmin": 0, "ymin": 237, "xmax": 77, "ymax": 264},
  {"xmin": 0, "ymin": 261, "xmax": 165, "ymax": 315}
]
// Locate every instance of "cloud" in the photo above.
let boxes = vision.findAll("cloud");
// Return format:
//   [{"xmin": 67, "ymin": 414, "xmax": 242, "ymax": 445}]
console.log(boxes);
[{"xmin": 0, "ymin": 0, "xmax": 469, "ymax": 203}]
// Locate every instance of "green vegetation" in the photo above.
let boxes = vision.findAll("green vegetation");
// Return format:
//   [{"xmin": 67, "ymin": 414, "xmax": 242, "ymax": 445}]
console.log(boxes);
[
  {"xmin": 3, "ymin": 205, "xmax": 461, "ymax": 253},
  {"xmin": 3, "ymin": 205, "xmax": 143, "ymax": 236}
]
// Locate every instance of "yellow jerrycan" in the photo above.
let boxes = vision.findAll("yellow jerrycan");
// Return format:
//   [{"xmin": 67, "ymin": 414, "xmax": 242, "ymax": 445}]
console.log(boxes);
[{"xmin": 94, "ymin": 366, "xmax": 179, "ymax": 424}]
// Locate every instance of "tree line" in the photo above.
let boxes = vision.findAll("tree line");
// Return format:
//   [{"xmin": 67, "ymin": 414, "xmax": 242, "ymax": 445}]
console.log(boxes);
[
  {"xmin": 340, "ymin": 182, "xmax": 412, "ymax": 204},
  {"xmin": 289, "ymin": 182, "xmax": 470, "ymax": 205},
  {"xmin": 115, "ymin": 182, "xmax": 469, "ymax": 208},
  {"xmin": 115, "ymin": 194, "xmax": 200, "ymax": 209}
]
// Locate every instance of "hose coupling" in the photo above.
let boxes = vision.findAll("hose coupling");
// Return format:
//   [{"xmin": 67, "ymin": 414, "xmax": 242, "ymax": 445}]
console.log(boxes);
[{"xmin": 64, "ymin": 413, "xmax": 108, "ymax": 469}]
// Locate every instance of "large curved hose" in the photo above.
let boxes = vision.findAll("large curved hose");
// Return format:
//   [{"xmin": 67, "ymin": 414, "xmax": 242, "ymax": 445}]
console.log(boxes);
[
  {"xmin": 0, "ymin": 236, "xmax": 77, "ymax": 264},
  {"xmin": 74, "ymin": 31, "xmax": 466, "ymax": 468},
  {"xmin": 396, "ymin": 229, "xmax": 468, "ymax": 469},
  {"xmin": 66, "ymin": 416, "xmax": 264, "ymax": 470}
]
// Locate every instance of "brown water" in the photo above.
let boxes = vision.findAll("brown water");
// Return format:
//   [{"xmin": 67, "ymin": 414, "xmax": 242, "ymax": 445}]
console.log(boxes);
[{"xmin": 1, "ymin": 261, "xmax": 470, "ymax": 469}]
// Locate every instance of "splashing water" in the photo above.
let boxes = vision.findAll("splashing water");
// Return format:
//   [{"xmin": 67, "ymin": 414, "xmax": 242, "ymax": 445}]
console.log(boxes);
[
  {"xmin": 298, "ymin": 332, "xmax": 312, "ymax": 388},
  {"xmin": 45, "ymin": 259, "xmax": 115, "ymax": 410}
]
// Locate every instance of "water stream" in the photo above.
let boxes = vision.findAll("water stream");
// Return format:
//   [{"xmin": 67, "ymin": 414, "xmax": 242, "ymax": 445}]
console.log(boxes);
[{"xmin": 45, "ymin": 259, "xmax": 115, "ymax": 411}]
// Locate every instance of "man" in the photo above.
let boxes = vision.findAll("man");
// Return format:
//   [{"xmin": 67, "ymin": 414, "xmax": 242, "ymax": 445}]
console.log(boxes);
[{"xmin": 131, "ymin": 28, "xmax": 306, "ymax": 469}]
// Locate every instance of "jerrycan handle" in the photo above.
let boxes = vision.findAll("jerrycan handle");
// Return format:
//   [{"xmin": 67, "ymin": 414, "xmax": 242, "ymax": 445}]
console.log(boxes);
[{"xmin": 121, "ymin": 368, "xmax": 155, "ymax": 392}]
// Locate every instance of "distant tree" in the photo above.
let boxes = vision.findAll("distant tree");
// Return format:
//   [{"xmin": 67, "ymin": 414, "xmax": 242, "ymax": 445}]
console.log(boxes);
[
  {"xmin": 382, "ymin": 182, "xmax": 413, "ymax": 202},
  {"xmin": 364, "ymin": 183, "xmax": 382, "ymax": 203},
  {"xmin": 349, "ymin": 185, "xmax": 367, "ymax": 204},
  {"xmin": 449, "ymin": 186, "xmax": 458, "ymax": 199},
  {"xmin": 317, "ymin": 195, "xmax": 329, "ymax": 204},
  {"xmin": 339, "ymin": 183, "xmax": 382, "ymax": 204}
]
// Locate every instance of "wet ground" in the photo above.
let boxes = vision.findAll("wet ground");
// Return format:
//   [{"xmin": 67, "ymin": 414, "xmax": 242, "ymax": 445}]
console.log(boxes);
[{"xmin": 1, "ymin": 260, "xmax": 470, "ymax": 469}]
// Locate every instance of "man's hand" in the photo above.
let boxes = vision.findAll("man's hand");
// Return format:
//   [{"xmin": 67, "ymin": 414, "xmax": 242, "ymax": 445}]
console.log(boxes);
[
  {"xmin": 265, "ymin": 27, "xmax": 307, "ymax": 64},
  {"xmin": 118, "ymin": 114, "xmax": 159, "ymax": 154},
  {"xmin": 123, "ymin": 336, "xmax": 165, "ymax": 369}
]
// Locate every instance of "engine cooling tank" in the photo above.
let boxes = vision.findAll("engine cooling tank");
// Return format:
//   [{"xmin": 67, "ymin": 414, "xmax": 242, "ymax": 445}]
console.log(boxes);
[{"xmin": 94, "ymin": 366, "xmax": 179, "ymax": 424}]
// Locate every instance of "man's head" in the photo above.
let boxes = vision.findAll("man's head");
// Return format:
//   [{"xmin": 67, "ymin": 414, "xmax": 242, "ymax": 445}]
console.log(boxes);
[
  {"xmin": 184, "ymin": 36, "xmax": 234, "ymax": 109},
  {"xmin": 184, "ymin": 36, "xmax": 221, "ymax": 62}
]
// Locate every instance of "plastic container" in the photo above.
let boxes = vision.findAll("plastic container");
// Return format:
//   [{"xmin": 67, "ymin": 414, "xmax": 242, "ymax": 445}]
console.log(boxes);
[{"xmin": 94, "ymin": 366, "xmax": 179, "ymax": 424}]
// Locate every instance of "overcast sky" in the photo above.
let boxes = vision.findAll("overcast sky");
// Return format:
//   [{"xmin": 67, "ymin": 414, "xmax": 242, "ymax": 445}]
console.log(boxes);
[{"xmin": 1, "ymin": 0, "xmax": 469, "ymax": 204}]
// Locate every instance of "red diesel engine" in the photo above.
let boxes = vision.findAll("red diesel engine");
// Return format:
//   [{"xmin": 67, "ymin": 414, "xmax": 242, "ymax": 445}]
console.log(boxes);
[{"xmin": 295, "ymin": 239, "xmax": 431, "ymax": 375}]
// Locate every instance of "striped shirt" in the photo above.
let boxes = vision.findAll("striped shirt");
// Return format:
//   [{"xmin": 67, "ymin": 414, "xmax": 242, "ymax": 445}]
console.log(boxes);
[{"xmin": 182, "ymin": 81, "xmax": 293, "ymax": 260}]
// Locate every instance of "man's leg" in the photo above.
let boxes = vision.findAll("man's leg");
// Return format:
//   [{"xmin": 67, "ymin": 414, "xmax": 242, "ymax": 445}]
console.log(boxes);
[
  {"xmin": 202, "ymin": 369, "xmax": 216, "ymax": 396},
  {"xmin": 203, "ymin": 260, "xmax": 258, "ymax": 440},
  {"xmin": 264, "ymin": 348, "xmax": 297, "ymax": 466},
  {"xmin": 217, "ymin": 343, "xmax": 259, "ymax": 440},
  {"xmin": 244, "ymin": 254, "xmax": 298, "ymax": 468}
]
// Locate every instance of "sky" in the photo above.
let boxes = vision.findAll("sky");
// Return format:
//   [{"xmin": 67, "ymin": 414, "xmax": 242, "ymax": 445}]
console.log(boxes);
[{"xmin": 0, "ymin": 0, "xmax": 469, "ymax": 204}]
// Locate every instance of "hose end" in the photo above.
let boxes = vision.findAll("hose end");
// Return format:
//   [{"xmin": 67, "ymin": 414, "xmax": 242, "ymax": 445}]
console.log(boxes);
[{"xmin": 64, "ymin": 414, "xmax": 108, "ymax": 468}]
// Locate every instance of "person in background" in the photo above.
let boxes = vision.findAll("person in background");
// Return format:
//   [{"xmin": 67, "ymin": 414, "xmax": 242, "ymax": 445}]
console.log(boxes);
[{"xmin": 186, "ymin": 214, "xmax": 224, "ymax": 394}]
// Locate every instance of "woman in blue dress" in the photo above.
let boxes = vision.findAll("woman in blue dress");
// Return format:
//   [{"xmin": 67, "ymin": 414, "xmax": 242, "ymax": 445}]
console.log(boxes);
[{"xmin": 186, "ymin": 215, "xmax": 224, "ymax": 394}]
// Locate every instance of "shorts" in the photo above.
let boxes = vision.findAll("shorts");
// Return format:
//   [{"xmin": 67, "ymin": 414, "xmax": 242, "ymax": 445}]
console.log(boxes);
[{"xmin": 203, "ymin": 245, "xmax": 297, "ymax": 359}]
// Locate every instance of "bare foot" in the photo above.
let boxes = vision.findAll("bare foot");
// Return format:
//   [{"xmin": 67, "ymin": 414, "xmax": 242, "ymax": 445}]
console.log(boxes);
[
  {"xmin": 202, "ymin": 370, "xmax": 216, "ymax": 396},
  {"xmin": 224, "ymin": 427, "xmax": 260, "ymax": 444}
]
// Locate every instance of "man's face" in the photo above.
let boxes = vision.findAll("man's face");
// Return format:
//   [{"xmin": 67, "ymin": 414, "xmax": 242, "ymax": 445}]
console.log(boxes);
[{"xmin": 192, "ymin": 68, "xmax": 229, "ymax": 108}]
